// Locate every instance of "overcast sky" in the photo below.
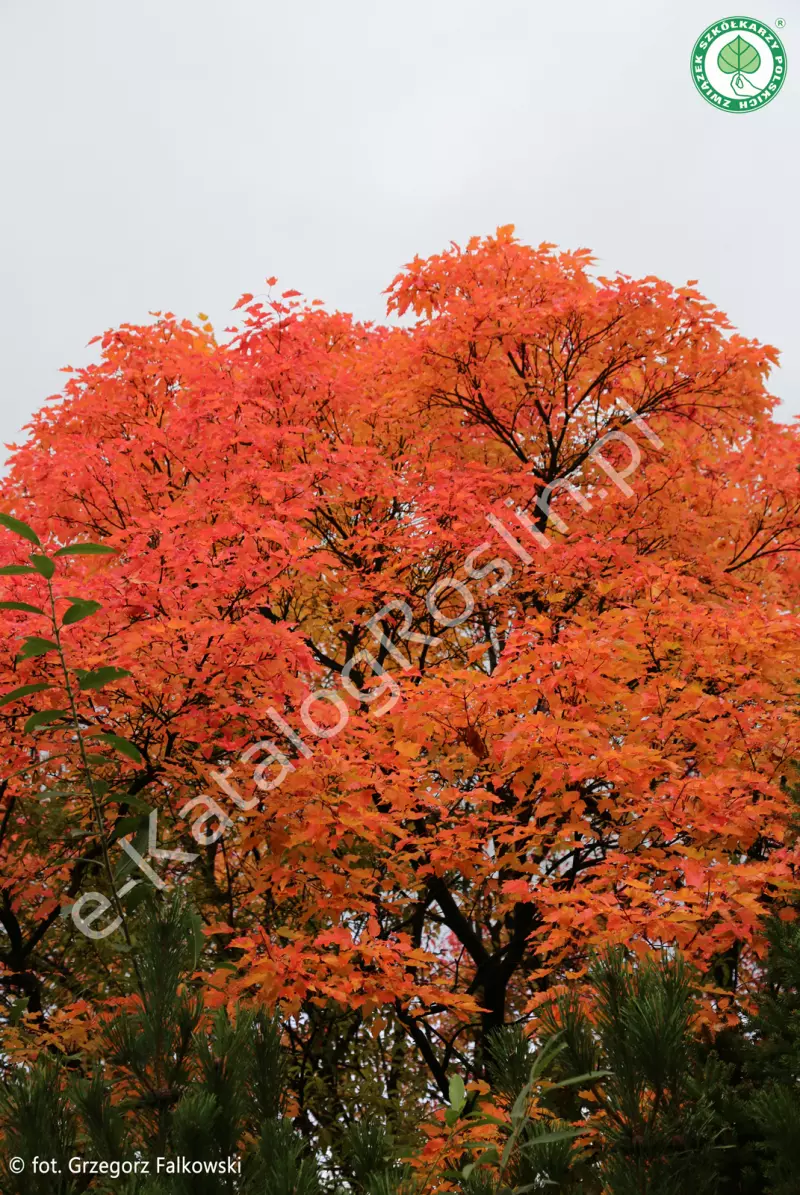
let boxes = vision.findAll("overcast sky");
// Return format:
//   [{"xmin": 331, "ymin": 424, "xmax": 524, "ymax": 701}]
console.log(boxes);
[{"xmin": 1, "ymin": 1, "xmax": 797, "ymax": 468}]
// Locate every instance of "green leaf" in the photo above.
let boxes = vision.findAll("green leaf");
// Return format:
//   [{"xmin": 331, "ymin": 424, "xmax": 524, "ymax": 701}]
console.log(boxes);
[
  {"xmin": 10, "ymin": 996, "xmax": 30, "ymax": 1026},
  {"xmin": 112, "ymin": 814, "xmax": 149, "ymax": 838},
  {"xmin": 0, "ymin": 682, "xmax": 54, "ymax": 708},
  {"xmin": 85, "ymin": 754, "xmax": 108, "ymax": 765},
  {"xmin": 62, "ymin": 599, "xmax": 102, "ymax": 625},
  {"xmin": 0, "ymin": 565, "xmax": 36, "ymax": 575},
  {"xmin": 718, "ymin": 35, "xmax": 761, "ymax": 74},
  {"xmin": 24, "ymin": 708, "xmax": 68, "ymax": 733},
  {"xmin": 78, "ymin": 666, "xmax": 132, "ymax": 691},
  {"xmin": 121, "ymin": 882, "xmax": 150, "ymax": 912},
  {"xmin": 30, "ymin": 555, "xmax": 56, "ymax": 580},
  {"xmin": 548, "ymin": 1069, "xmax": 611, "ymax": 1090},
  {"xmin": 89, "ymin": 734, "xmax": 143, "ymax": 764},
  {"xmin": 510, "ymin": 1081, "xmax": 533, "ymax": 1124},
  {"xmin": 16, "ymin": 636, "xmax": 59, "ymax": 661},
  {"xmin": 116, "ymin": 793, "xmax": 152, "ymax": 814},
  {"xmin": 517, "ymin": 1127, "xmax": 588, "ymax": 1151},
  {"xmin": 0, "ymin": 601, "xmax": 45, "ymax": 615},
  {"xmin": 53, "ymin": 542, "xmax": 117, "ymax": 557},
  {"xmin": 0, "ymin": 513, "xmax": 40, "ymax": 546},
  {"xmin": 113, "ymin": 826, "xmax": 149, "ymax": 880},
  {"xmin": 448, "ymin": 1073, "xmax": 466, "ymax": 1111}
]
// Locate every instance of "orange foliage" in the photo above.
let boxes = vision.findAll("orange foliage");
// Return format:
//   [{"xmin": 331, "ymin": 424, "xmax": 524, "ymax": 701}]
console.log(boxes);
[{"xmin": 2, "ymin": 228, "xmax": 799, "ymax": 1084}]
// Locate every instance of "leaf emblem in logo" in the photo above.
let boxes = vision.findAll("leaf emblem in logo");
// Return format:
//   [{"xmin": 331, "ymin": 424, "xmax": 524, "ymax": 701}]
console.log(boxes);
[{"xmin": 717, "ymin": 36, "xmax": 761, "ymax": 93}]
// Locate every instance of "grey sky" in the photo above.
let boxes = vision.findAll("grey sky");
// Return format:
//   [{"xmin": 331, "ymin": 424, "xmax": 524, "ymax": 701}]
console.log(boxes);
[{"xmin": 1, "ymin": 1, "xmax": 797, "ymax": 468}]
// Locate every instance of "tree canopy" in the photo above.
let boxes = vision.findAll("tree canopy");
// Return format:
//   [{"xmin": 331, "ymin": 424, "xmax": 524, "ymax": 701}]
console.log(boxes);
[{"xmin": 1, "ymin": 227, "xmax": 799, "ymax": 1141}]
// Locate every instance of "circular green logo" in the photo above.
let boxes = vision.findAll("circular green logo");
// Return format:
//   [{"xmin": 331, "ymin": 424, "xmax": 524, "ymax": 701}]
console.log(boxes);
[{"xmin": 691, "ymin": 16, "xmax": 787, "ymax": 112}]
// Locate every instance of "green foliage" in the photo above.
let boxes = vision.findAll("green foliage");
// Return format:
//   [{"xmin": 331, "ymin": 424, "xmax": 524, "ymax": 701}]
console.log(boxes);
[
  {"xmin": 433, "ymin": 1030, "xmax": 599, "ymax": 1195},
  {"xmin": 2, "ymin": 883, "xmax": 800, "ymax": 1195},
  {"xmin": 0, "ymin": 682, "xmax": 53, "ymax": 706},
  {"xmin": 78, "ymin": 667, "xmax": 132, "ymax": 690},
  {"xmin": 16, "ymin": 635, "xmax": 59, "ymax": 660},
  {"xmin": 342, "ymin": 1121, "xmax": 412, "ymax": 1195},
  {"xmin": 86, "ymin": 732, "xmax": 143, "ymax": 762},
  {"xmin": 450, "ymin": 951, "xmax": 744, "ymax": 1194},
  {"xmin": 704, "ymin": 913, "xmax": 800, "ymax": 1195},
  {"xmin": 0, "ymin": 601, "xmax": 45, "ymax": 615},
  {"xmin": 540, "ymin": 950, "xmax": 728, "ymax": 1195},
  {"xmin": 30, "ymin": 555, "xmax": 56, "ymax": 579},
  {"xmin": 0, "ymin": 513, "xmax": 40, "ymax": 546},
  {"xmin": 0, "ymin": 895, "xmax": 406, "ymax": 1195},
  {"xmin": 62, "ymin": 599, "xmax": 102, "ymax": 625},
  {"xmin": 0, "ymin": 1061, "xmax": 80, "ymax": 1194},
  {"xmin": 52, "ymin": 543, "xmax": 117, "ymax": 557}
]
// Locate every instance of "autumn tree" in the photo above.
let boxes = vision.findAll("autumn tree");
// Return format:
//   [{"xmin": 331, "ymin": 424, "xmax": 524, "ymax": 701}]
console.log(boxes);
[
  {"xmin": 1, "ymin": 227, "xmax": 799, "ymax": 1126},
  {"xmin": 0, "ymin": 894, "xmax": 406, "ymax": 1195}
]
